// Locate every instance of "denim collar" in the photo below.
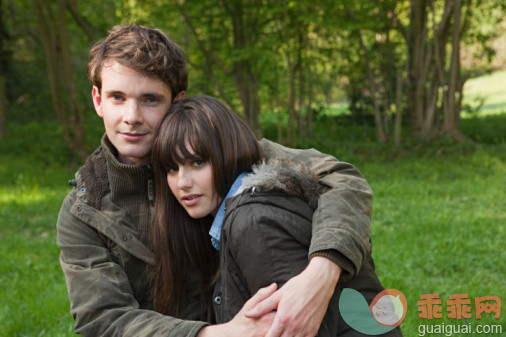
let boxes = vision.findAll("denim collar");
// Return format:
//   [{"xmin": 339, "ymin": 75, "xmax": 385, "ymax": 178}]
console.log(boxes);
[{"xmin": 209, "ymin": 172, "xmax": 248, "ymax": 250}]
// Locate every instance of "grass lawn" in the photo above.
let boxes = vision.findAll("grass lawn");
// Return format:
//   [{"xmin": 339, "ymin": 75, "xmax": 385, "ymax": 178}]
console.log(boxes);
[
  {"xmin": 463, "ymin": 68, "xmax": 506, "ymax": 115},
  {"xmin": 1, "ymin": 74, "xmax": 505, "ymax": 336},
  {"xmin": 365, "ymin": 142, "xmax": 505, "ymax": 336}
]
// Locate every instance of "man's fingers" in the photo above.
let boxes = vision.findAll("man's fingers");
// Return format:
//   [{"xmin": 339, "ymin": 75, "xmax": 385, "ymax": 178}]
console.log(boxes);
[
  {"xmin": 243, "ymin": 283, "xmax": 278, "ymax": 312},
  {"xmin": 264, "ymin": 312, "xmax": 287, "ymax": 337},
  {"xmin": 246, "ymin": 288, "xmax": 282, "ymax": 318}
]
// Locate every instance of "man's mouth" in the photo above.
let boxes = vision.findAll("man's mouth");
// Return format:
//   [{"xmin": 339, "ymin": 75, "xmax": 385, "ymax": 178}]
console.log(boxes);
[{"xmin": 121, "ymin": 132, "xmax": 147, "ymax": 141}]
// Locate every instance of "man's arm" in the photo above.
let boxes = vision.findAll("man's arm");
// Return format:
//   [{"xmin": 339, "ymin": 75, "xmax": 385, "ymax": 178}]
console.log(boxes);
[
  {"xmin": 226, "ymin": 201, "xmax": 342, "ymax": 337},
  {"xmin": 58, "ymin": 191, "xmax": 275, "ymax": 337},
  {"xmin": 57, "ymin": 192, "xmax": 207, "ymax": 337},
  {"xmin": 249, "ymin": 139, "xmax": 373, "ymax": 337}
]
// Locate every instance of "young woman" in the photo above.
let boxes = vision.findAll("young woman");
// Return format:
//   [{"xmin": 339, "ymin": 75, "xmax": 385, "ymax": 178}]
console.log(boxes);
[{"xmin": 150, "ymin": 96, "xmax": 403, "ymax": 336}]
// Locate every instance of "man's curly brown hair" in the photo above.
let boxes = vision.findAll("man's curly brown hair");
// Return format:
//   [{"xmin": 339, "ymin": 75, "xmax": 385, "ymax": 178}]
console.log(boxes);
[{"xmin": 88, "ymin": 24, "xmax": 188, "ymax": 100}]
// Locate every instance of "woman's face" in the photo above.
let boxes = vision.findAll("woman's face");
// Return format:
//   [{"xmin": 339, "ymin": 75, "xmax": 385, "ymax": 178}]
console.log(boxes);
[{"xmin": 166, "ymin": 147, "xmax": 222, "ymax": 219}]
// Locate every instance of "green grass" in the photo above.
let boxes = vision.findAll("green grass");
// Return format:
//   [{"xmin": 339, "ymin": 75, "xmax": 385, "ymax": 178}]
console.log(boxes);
[
  {"xmin": 0, "ymin": 124, "xmax": 76, "ymax": 336},
  {"xmin": 463, "ymin": 68, "xmax": 506, "ymax": 115},
  {"xmin": 2, "ymin": 120, "xmax": 504, "ymax": 336},
  {"xmin": 1, "ymin": 70, "xmax": 505, "ymax": 336},
  {"xmin": 366, "ymin": 143, "xmax": 505, "ymax": 336}
]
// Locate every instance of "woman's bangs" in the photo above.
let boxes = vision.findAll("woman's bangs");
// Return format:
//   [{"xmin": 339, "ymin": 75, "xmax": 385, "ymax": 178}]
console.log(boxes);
[{"xmin": 158, "ymin": 113, "xmax": 210, "ymax": 171}]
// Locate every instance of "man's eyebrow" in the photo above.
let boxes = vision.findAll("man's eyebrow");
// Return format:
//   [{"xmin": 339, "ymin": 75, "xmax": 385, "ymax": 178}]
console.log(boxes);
[
  {"xmin": 103, "ymin": 90, "xmax": 125, "ymax": 96},
  {"xmin": 103, "ymin": 91, "xmax": 166, "ymax": 99},
  {"xmin": 140, "ymin": 93, "xmax": 166, "ymax": 99}
]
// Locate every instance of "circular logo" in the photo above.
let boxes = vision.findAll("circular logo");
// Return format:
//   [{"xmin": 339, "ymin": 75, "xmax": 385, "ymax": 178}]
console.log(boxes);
[
  {"xmin": 339, "ymin": 288, "xmax": 408, "ymax": 335},
  {"xmin": 369, "ymin": 289, "xmax": 408, "ymax": 327}
]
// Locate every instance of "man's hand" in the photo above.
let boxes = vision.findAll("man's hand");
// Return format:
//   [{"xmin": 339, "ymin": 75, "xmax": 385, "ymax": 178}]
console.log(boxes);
[
  {"xmin": 197, "ymin": 283, "xmax": 277, "ymax": 337},
  {"xmin": 245, "ymin": 257, "xmax": 341, "ymax": 337}
]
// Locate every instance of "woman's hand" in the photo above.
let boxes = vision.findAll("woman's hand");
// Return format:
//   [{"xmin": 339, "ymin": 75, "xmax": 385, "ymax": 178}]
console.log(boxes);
[
  {"xmin": 245, "ymin": 257, "xmax": 341, "ymax": 337},
  {"xmin": 197, "ymin": 283, "xmax": 277, "ymax": 337}
]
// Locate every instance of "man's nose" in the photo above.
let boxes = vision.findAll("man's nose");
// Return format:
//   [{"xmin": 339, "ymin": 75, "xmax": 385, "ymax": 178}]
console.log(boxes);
[{"xmin": 123, "ymin": 101, "xmax": 143, "ymax": 125}]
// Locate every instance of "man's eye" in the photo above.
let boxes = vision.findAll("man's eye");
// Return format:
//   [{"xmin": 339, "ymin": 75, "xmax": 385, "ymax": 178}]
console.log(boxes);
[
  {"xmin": 112, "ymin": 95, "xmax": 124, "ymax": 101},
  {"xmin": 192, "ymin": 160, "xmax": 204, "ymax": 167},
  {"xmin": 144, "ymin": 97, "xmax": 159, "ymax": 104}
]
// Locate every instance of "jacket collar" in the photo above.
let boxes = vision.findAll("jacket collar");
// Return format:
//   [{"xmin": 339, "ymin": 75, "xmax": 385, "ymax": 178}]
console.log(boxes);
[
  {"xmin": 242, "ymin": 158, "xmax": 325, "ymax": 209},
  {"xmin": 73, "ymin": 134, "xmax": 156, "ymax": 265},
  {"xmin": 208, "ymin": 158, "xmax": 326, "ymax": 251}
]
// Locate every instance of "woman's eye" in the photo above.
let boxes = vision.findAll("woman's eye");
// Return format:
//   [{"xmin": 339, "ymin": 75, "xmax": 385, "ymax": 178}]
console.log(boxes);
[
  {"xmin": 167, "ymin": 167, "xmax": 178, "ymax": 173},
  {"xmin": 192, "ymin": 160, "xmax": 204, "ymax": 167}
]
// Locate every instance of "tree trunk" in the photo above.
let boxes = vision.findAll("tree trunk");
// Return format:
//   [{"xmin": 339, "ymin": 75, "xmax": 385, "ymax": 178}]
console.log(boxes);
[
  {"xmin": 406, "ymin": 0, "xmax": 469, "ymax": 140},
  {"xmin": 176, "ymin": 0, "xmax": 262, "ymax": 136},
  {"xmin": 174, "ymin": 5, "xmax": 239, "ymax": 115},
  {"xmin": 227, "ymin": 0, "xmax": 261, "ymax": 136},
  {"xmin": 297, "ymin": 33, "xmax": 305, "ymax": 139},
  {"xmin": 33, "ymin": 0, "xmax": 88, "ymax": 160},
  {"xmin": 232, "ymin": 66, "xmax": 261, "ymax": 136},
  {"xmin": 306, "ymin": 62, "xmax": 314, "ymax": 138},
  {"xmin": 66, "ymin": 0, "xmax": 95, "ymax": 42},
  {"xmin": 442, "ymin": 0, "xmax": 462, "ymax": 136},
  {"xmin": 357, "ymin": 30, "xmax": 387, "ymax": 143},
  {"xmin": 286, "ymin": 56, "xmax": 297, "ymax": 147},
  {"xmin": 0, "ymin": 0, "xmax": 7, "ymax": 140},
  {"xmin": 407, "ymin": 0, "xmax": 427, "ymax": 132},
  {"xmin": 297, "ymin": 65, "xmax": 304, "ymax": 138},
  {"xmin": 394, "ymin": 68, "xmax": 403, "ymax": 146},
  {"xmin": 0, "ymin": 74, "xmax": 5, "ymax": 140}
]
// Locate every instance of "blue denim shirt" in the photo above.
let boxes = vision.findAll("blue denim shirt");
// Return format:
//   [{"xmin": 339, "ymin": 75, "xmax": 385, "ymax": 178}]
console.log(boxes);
[{"xmin": 209, "ymin": 172, "xmax": 248, "ymax": 250}]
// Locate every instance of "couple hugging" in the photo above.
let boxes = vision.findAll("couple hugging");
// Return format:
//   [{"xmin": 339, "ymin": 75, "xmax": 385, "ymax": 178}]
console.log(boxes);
[{"xmin": 57, "ymin": 24, "xmax": 402, "ymax": 337}]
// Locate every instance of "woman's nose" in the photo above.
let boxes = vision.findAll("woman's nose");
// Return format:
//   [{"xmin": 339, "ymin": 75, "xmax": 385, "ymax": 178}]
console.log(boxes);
[{"xmin": 177, "ymin": 167, "xmax": 193, "ymax": 189}]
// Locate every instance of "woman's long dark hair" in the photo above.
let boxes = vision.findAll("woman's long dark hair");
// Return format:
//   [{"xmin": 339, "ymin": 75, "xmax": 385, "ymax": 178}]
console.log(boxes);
[{"xmin": 150, "ymin": 95, "xmax": 263, "ymax": 320}]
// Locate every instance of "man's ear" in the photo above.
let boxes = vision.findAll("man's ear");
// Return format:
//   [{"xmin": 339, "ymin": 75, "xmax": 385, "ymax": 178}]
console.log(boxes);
[
  {"xmin": 173, "ymin": 91, "xmax": 185, "ymax": 102},
  {"xmin": 92, "ymin": 86, "xmax": 103, "ymax": 117}
]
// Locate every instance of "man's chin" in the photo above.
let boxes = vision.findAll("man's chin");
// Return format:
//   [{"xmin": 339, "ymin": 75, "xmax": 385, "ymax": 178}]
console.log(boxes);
[{"xmin": 117, "ymin": 150, "xmax": 151, "ymax": 165}]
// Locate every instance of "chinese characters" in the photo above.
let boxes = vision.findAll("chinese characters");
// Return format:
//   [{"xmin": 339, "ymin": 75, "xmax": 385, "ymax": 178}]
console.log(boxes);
[{"xmin": 417, "ymin": 294, "xmax": 501, "ymax": 320}]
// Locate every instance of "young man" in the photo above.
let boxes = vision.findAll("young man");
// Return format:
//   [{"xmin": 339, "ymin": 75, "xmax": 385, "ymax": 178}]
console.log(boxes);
[{"xmin": 57, "ymin": 24, "xmax": 374, "ymax": 337}]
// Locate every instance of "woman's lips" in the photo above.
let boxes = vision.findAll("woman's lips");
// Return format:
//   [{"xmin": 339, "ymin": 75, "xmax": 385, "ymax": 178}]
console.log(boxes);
[{"xmin": 182, "ymin": 194, "xmax": 202, "ymax": 207}]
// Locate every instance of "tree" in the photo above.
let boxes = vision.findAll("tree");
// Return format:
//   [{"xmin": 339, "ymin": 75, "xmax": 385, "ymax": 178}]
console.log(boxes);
[
  {"xmin": 0, "ymin": 0, "xmax": 7, "ymax": 140},
  {"xmin": 339, "ymin": 0, "xmax": 504, "ymax": 143},
  {"xmin": 399, "ymin": 0, "xmax": 503, "ymax": 140},
  {"xmin": 97, "ymin": 0, "xmax": 505, "ymax": 145},
  {"xmin": 33, "ymin": 0, "xmax": 87, "ymax": 160},
  {"xmin": 341, "ymin": 1, "xmax": 403, "ymax": 143},
  {"xmin": 168, "ymin": 0, "xmax": 265, "ymax": 135}
]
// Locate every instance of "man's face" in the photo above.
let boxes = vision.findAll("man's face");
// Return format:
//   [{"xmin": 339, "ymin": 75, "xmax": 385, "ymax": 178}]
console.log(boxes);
[{"xmin": 92, "ymin": 61, "xmax": 173, "ymax": 165}]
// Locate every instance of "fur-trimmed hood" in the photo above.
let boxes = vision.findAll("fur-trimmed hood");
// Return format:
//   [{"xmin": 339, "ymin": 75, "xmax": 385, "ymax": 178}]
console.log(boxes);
[{"xmin": 241, "ymin": 158, "xmax": 327, "ymax": 209}]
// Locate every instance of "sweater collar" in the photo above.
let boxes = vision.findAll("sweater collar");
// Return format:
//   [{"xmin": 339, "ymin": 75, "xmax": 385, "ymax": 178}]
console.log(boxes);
[{"xmin": 101, "ymin": 135, "xmax": 154, "ymax": 204}]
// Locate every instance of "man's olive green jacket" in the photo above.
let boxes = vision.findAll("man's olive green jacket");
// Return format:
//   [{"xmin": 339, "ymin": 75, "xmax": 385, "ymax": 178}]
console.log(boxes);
[{"xmin": 57, "ymin": 136, "xmax": 373, "ymax": 337}]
